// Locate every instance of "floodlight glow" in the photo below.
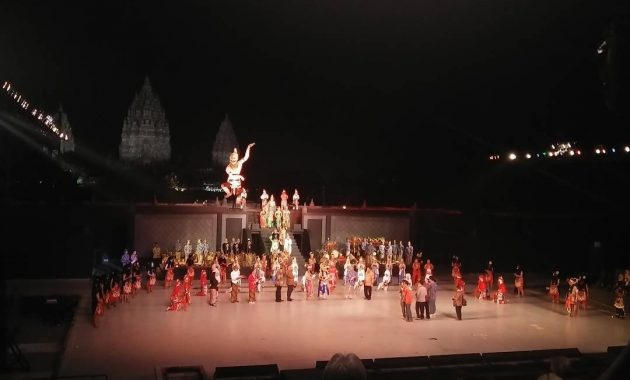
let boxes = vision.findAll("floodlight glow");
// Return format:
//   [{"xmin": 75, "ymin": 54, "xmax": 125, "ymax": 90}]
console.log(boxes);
[{"xmin": 508, "ymin": 153, "xmax": 517, "ymax": 160}]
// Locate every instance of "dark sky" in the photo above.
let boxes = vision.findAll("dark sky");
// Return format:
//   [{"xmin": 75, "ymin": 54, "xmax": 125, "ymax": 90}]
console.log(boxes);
[{"xmin": 0, "ymin": 0, "xmax": 628, "ymax": 205}]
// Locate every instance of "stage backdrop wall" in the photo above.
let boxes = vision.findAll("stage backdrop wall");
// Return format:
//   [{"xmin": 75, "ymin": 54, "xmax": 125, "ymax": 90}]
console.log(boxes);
[{"xmin": 135, "ymin": 214, "xmax": 218, "ymax": 258}]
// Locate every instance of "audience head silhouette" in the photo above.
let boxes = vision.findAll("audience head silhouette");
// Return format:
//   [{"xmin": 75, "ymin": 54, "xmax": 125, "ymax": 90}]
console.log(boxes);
[{"xmin": 322, "ymin": 353, "xmax": 367, "ymax": 380}]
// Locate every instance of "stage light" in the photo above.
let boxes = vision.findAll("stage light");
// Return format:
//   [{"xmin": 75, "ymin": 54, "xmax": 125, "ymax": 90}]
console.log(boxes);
[
  {"xmin": 525, "ymin": 153, "xmax": 531, "ymax": 159},
  {"xmin": 342, "ymin": 205, "xmax": 347, "ymax": 209},
  {"xmin": 577, "ymin": 150, "xmax": 581, "ymax": 155},
  {"xmin": 625, "ymin": 146, "xmax": 630, "ymax": 153},
  {"xmin": 569, "ymin": 150, "xmax": 575, "ymax": 156},
  {"xmin": 595, "ymin": 148, "xmax": 601, "ymax": 154},
  {"xmin": 612, "ymin": 148, "xmax": 616, "ymax": 153},
  {"xmin": 508, "ymin": 153, "xmax": 517, "ymax": 160}
]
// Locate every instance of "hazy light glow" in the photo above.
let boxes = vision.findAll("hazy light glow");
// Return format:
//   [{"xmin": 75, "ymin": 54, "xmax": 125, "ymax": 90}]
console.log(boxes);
[{"xmin": 2, "ymin": 80, "xmax": 64, "ymax": 139}]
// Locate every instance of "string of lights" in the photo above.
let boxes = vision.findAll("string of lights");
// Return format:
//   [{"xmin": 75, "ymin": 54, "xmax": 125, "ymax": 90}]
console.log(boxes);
[
  {"xmin": 2, "ymin": 80, "xmax": 68, "ymax": 140},
  {"xmin": 489, "ymin": 142, "xmax": 630, "ymax": 161}
]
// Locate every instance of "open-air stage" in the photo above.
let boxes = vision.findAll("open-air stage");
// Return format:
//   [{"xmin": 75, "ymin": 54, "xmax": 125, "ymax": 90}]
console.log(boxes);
[{"xmin": 12, "ymin": 275, "xmax": 630, "ymax": 379}]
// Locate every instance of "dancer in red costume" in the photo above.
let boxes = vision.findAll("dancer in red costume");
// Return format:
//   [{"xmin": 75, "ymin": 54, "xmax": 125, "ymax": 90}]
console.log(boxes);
[
  {"xmin": 549, "ymin": 271, "xmax": 560, "ymax": 303},
  {"xmin": 494, "ymin": 276, "xmax": 508, "ymax": 304},
  {"xmin": 182, "ymin": 275, "xmax": 192, "ymax": 309},
  {"xmin": 576, "ymin": 275, "xmax": 589, "ymax": 311},
  {"xmin": 197, "ymin": 269, "xmax": 208, "ymax": 296},
  {"xmin": 147, "ymin": 268, "xmax": 156, "ymax": 293},
  {"xmin": 565, "ymin": 277, "xmax": 579, "ymax": 317},
  {"xmin": 475, "ymin": 274, "xmax": 488, "ymax": 300},
  {"xmin": 166, "ymin": 279, "xmax": 184, "ymax": 311},
  {"xmin": 412, "ymin": 258, "xmax": 422, "ymax": 285},
  {"xmin": 280, "ymin": 189, "xmax": 289, "ymax": 210},
  {"xmin": 110, "ymin": 281, "xmax": 121, "ymax": 305}
]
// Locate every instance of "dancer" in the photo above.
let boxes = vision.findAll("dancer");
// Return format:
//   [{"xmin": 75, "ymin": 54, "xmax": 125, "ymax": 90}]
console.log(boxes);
[
  {"xmin": 402, "ymin": 281, "xmax": 414, "ymax": 322},
  {"xmin": 451, "ymin": 256, "xmax": 461, "ymax": 288},
  {"xmin": 230, "ymin": 264, "xmax": 241, "ymax": 303},
  {"xmin": 424, "ymin": 259, "xmax": 434, "ymax": 282},
  {"xmin": 280, "ymin": 189, "xmax": 289, "ymax": 210},
  {"xmin": 377, "ymin": 264, "xmax": 392, "ymax": 291},
  {"xmin": 166, "ymin": 279, "xmax": 183, "ymax": 311},
  {"xmin": 260, "ymin": 189, "xmax": 269, "ymax": 208},
  {"xmin": 397, "ymin": 259, "xmax": 406, "ymax": 285},
  {"xmin": 318, "ymin": 268, "xmax": 330, "ymax": 299},
  {"xmin": 304, "ymin": 267, "xmax": 315, "ymax": 300},
  {"xmin": 364, "ymin": 266, "xmax": 374, "ymax": 300},
  {"xmin": 239, "ymin": 188, "xmax": 247, "ymax": 209},
  {"xmin": 292, "ymin": 189, "xmax": 300, "ymax": 210},
  {"xmin": 612, "ymin": 287, "xmax": 625, "ymax": 319},
  {"xmin": 92, "ymin": 279, "xmax": 105, "ymax": 328},
  {"xmin": 549, "ymin": 271, "xmax": 560, "ymax": 303},
  {"xmin": 345, "ymin": 264, "xmax": 358, "ymax": 299},
  {"xmin": 415, "ymin": 280, "xmax": 429, "ymax": 319},
  {"xmin": 248, "ymin": 271, "xmax": 257, "ymax": 304},
  {"xmin": 182, "ymin": 275, "xmax": 192, "ymax": 309},
  {"xmin": 494, "ymin": 276, "xmax": 507, "ymax": 304},
  {"xmin": 274, "ymin": 262, "xmax": 285, "ymax": 302},
  {"xmin": 221, "ymin": 142, "xmax": 255, "ymax": 205},
  {"xmin": 110, "ymin": 280, "xmax": 121, "ymax": 306},
  {"xmin": 452, "ymin": 283, "xmax": 466, "ymax": 320},
  {"xmin": 566, "ymin": 277, "xmax": 579, "ymax": 317},
  {"xmin": 209, "ymin": 263, "xmax": 220, "ymax": 307},
  {"xmin": 475, "ymin": 274, "xmax": 488, "ymax": 300},
  {"xmin": 427, "ymin": 276, "xmax": 438, "ymax": 317},
  {"xmin": 514, "ymin": 265, "xmax": 525, "ymax": 297},
  {"xmin": 286, "ymin": 260, "xmax": 296, "ymax": 301},
  {"xmin": 197, "ymin": 269, "xmax": 208, "ymax": 296},
  {"xmin": 147, "ymin": 268, "xmax": 156, "ymax": 293},
  {"xmin": 576, "ymin": 275, "xmax": 589, "ymax": 310},
  {"xmin": 485, "ymin": 260, "xmax": 494, "ymax": 290},
  {"xmin": 412, "ymin": 258, "xmax": 422, "ymax": 285}
]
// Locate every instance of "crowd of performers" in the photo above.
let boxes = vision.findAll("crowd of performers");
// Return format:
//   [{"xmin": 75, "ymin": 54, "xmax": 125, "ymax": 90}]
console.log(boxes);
[
  {"xmin": 159, "ymin": 248, "xmax": 442, "ymax": 313},
  {"xmin": 461, "ymin": 256, "xmax": 627, "ymax": 319},
  {"xmin": 92, "ymin": 242, "xmax": 629, "ymax": 325},
  {"xmin": 258, "ymin": 188, "xmax": 299, "ymax": 229},
  {"xmin": 91, "ymin": 251, "xmax": 158, "ymax": 327}
]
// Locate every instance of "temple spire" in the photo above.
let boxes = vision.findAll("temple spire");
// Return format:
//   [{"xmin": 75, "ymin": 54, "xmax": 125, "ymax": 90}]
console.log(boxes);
[
  {"xmin": 56, "ymin": 104, "xmax": 75, "ymax": 154},
  {"xmin": 119, "ymin": 76, "xmax": 171, "ymax": 163},
  {"xmin": 211, "ymin": 113, "xmax": 239, "ymax": 168}
]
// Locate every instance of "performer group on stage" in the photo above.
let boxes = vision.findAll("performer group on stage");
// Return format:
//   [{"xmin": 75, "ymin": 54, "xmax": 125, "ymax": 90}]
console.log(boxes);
[
  {"xmin": 90, "ymin": 145, "xmax": 629, "ymax": 326},
  {"xmin": 92, "ymin": 244, "xmax": 630, "ymax": 326}
]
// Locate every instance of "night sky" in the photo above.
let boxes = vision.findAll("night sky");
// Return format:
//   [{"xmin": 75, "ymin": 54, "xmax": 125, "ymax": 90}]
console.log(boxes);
[{"xmin": 1, "ymin": 0, "xmax": 628, "ymax": 205}]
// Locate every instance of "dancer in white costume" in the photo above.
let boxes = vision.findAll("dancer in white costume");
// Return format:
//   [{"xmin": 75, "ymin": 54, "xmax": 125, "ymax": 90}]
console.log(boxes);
[{"xmin": 221, "ymin": 142, "xmax": 255, "ymax": 205}]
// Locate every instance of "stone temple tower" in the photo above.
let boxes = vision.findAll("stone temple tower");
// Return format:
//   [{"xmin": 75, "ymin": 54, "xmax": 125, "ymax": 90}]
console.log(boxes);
[
  {"xmin": 119, "ymin": 77, "xmax": 171, "ymax": 164},
  {"xmin": 56, "ymin": 105, "xmax": 75, "ymax": 154},
  {"xmin": 211, "ymin": 114, "xmax": 239, "ymax": 168}
]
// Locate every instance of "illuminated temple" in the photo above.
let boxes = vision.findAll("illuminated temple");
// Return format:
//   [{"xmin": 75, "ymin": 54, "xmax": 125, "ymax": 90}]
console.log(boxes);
[{"xmin": 119, "ymin": 77, "xmax": 171, "ymax": 164}]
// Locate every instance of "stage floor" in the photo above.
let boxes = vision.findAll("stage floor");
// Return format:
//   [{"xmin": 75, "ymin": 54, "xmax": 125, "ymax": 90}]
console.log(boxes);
[{"xmin": 7, "ymin": 276, "xmax": 630, "ymax": 380}]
